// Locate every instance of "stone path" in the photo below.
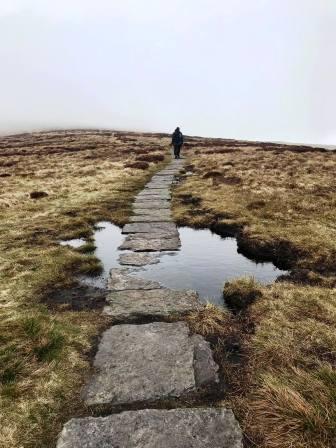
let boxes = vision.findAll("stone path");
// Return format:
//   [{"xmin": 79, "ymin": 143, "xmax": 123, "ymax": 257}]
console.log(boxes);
[{"xmin": 57, "ymin": 160, "xmax": 242, "ymax": 447}]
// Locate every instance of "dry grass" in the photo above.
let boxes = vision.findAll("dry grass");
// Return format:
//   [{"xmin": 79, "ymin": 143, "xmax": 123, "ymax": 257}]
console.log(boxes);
[
  {"xmin": 173, "ymin": 141, "xmax": 336, "ymax": 273},
  {"xmin": 0, "ymin": 129, "xmax": 170, "ymax": 448},
  {"xmin": 175, "ymin": 138, "xmax": 336, "ymax": 448},
  {"xmin": 185, "ymin": 284, "xmax": 336, "ymax": 448}
]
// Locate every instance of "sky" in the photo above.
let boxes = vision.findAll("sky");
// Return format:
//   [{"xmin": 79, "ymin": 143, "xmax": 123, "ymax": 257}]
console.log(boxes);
[{"xmin": 0, "ymin": 0, "xmax": 336, "ymax": 144}]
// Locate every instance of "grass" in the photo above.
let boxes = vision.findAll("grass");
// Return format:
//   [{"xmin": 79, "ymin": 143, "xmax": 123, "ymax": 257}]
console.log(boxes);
[
  {"xmin": 174, "ymin": 140, "xmax": 336, "ymax": 273},
  {"xmin": 175, "ymin": 138, "xmax": 336, "ymax": 447},
  {"xmin": 0, "ymin": 129, "xmax": 170, "ymax": 448},
  {"xmin": 186, "ymin": 283, "xmax": 336, "ymax": 448}
]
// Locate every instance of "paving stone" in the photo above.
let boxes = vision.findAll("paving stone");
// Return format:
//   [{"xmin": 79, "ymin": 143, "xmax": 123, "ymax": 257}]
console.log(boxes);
[
  {"xmin": 118, "ymin": 252, "xmax": 160, "ymax": 266},
  {"xmin": 138, "ymin": 188, "xmax": 170, "ymax": 194},
  {"xmin": 133, "ymin": 200, "xmax": 170, "ymax": 209},
  {"xmin": 150, "ymin": 176, "xmax": 174, "ymax": 183},
  {"xmin": 108, "ymin": 268, "xmax": 162, "ymax": 291},
  {"xmin": 133, "ymin": 208, "xmax": 171, "ymax": 218},
  {"xmin": 136, "ymin": 191, "xmax": 171, "ymax": 198},
  {"xmin": 82, "ymin": 321, "xmax": 219, "ymax": 407},
  {"xmin": 122, "ymin": 222, "xmax": 177, "ymax": 234},
  {"xmin": 122, "ymin": 231, "xmax": 178, "ymax": 240},
  {"xmin": 143, "ymin": 184, "xmax": 171, "ymax": 192},
  {"xmin": 119, "ymin": 236, "xmax": 180, "ymax": 251},
  {"xmin": 104, "ymin": 288, "xmax": 200, "ymax": 321},
  {"xmin": 155, "ymin": 170, "xmax": 180, "ymax": 175},
  {"xmin": 130, "ymin": 215, "xmax": 172, "ymax": 223},
  {"xmin": 135, "ymin": 194, "xmax": 171, "ymax": 201},
  {"xmin": 146, "ymin": 179, "xmax": 173, "ymax": 185},
  {"xmin": 57, "ymin": 408, "xmax": 243, "ymax": 448},
  {"xmin": 145, "ymin": 182, "xmax": 172, "ymax": 188}
]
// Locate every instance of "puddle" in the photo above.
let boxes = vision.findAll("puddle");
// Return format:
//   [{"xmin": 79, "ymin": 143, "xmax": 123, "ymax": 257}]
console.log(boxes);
[
  {"xmin": 60, "ymin": 238, "xmax": 86, "ymax": 248},
  {"xmin": 139, "ymin": 227, "xmax": 287, "ymax": 306},
  {"xmin": 63, "ymin": 223, "xmax": 287, "ymax": 304},
  {"xmin": 80, "ymin": 222, "xmax": 124, "ymax": 288},
  {"xmin": 61, "ymin": 222, "xmax": 124, "ymax": 289}
]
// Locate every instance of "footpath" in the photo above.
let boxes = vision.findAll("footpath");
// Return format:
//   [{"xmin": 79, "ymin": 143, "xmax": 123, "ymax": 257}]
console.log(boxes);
[{"xmin": 57, "ymin": 160, "xmax": 243, "ymax": 447}]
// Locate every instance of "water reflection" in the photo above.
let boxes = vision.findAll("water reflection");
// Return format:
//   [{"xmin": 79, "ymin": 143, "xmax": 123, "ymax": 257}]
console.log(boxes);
[
  {"xmin": 61, "ymin": 223, "xmax": 287, "ymax": 305},
  {"xmin": 139, "ymin": 227, "xmax": 286, "ymax": 305}
]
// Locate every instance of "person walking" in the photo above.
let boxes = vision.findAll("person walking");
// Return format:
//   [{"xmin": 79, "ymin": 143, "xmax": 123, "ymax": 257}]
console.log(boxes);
[{"xmin": 171, "ymin": 127, "xmax": 184, "ymax": 159}]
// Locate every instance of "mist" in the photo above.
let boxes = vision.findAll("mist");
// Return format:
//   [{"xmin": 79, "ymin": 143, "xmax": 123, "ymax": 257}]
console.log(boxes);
[{"xmin": 1, "ymin": 0, "xmax": 336, "ymax": 145}]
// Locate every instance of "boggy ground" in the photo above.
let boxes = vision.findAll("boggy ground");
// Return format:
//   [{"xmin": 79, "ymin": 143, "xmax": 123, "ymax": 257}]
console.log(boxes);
[
  {"xmin": 173, "ymin": 138, "xmax": 336, "ymax": 447},
  {"xmin": 0, "ymin": 130, "xmax": 169, "ymax": 448}
]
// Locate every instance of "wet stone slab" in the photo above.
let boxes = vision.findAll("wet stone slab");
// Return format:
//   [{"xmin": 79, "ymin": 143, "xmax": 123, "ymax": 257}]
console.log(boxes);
[
  {"xmin": 108, "ymin": 268, "xmax": 162, "ymax": 291},
  {"xmin": 122, "ymin": 222, "xmax": 177, "ymax": 234},
  {"xmin": 104, "ymin": 288, "xmax": 200, "ymax": 321},
  {"xmin": 119, "ymin": 236, "xmax": 180, "ymax": 251},
  {"xmin": 57, "ymin": 408, "xmax": 243, "ymax": 448},
  {"xmin": 118, "ymin": 252, "xmax": 160, "ymax": 266},
  {"xmin": 122, "ymin": 231, "xmax": 178, "ymax": 240},
  {"xmin": 82, "ymin": 321, "xmax": 219, "ymax": 408}
]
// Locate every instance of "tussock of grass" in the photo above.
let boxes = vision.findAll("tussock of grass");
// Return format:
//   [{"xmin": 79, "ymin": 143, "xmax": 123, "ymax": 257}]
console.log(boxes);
[
  {"xmin": 223, "ymin": 277, "xmax": 262, "ymax": 312},
  {"xmin": 0, "ymin": 130, "xmax": 170, "ymax": 448},
  {"xmin": 186, "ymin": 303, "xmax": 230, "ymax": 338},
  {"xmin": 75, "ymin": 240, "xmax": 96, "ymax": 254}
]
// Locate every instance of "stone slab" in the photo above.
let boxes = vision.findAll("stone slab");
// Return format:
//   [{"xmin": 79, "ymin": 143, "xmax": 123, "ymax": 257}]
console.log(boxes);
[
  {"xmin": 122, "ymin": 231, "xmax": 178, "ymax": 240},
  {"xmin": 104, "ymin": 288, "xmax": 200, "ymax": 321},
  {"xmin": 122, "ymin": 222, "xmax": 177, "ymax": 234},
  {"xmin": 145, "ymin": 181, "xmax": 172, "ymax": 187},
  {"xmin": 132, "ymin": 208, "xmax": 172, "ymax": 217},
  {"xmin": 119, "ymin": 236, "xmax": 180, "ymax": 251},
  {"xmin": 57, "ymin": 408, "xmax": 243, "ymax": 448},
  {"xmin": 136, "ymin": 193, "xmax": 171, "ymax": 200},
  {"xmin": 144, "ymin": 184, "xmax": 172, "ymax": 190},
  {"xmin": 133, "ymin": 200, "xmax": 170, "ymax": 209},
  {"xmin": 118, "ymin": 252, "xmax": 160, "ymax": 266},
  {"xmin": 108, "ymin": 268, "xmax": 162, "ymax": 291},
  {"xmin": 155, "ymin": 170, "xmax": 180, "ymax": 175},
  {"xmin": 138, "ymin": 188, "xmax": 170, "ymax": 194},
  {"xmin": 150, "ymin": 176, "xmax": 174, "ymax": 183},
  {"xmin": 82, "ymin": 322, "xmax": 219, "ymax": 407},
  {"xmin": 129, "ymin": 215, "xmax": 173, "ymax": 223}
]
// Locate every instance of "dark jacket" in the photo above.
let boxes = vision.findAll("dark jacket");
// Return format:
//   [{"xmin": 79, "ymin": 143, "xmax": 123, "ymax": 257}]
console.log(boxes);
[{"xmin": 171, "ymin": 130, "xmax": 184, "ymax": 146}]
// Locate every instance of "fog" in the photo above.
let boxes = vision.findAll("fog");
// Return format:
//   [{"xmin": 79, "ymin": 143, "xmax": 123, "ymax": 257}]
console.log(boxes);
[{"xmin": 1, "ymin": 0, "xmax": 335, "ymax": 144}]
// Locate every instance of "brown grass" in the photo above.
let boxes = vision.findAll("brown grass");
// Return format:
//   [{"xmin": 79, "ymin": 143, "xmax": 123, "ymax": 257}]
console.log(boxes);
[
  {"xmin": 174, "ymin": 139, "xmax": 336, "ymax": 448},
  {"xmin": 0, "ymin": 129, "xmax": 170, "ymax": 448},
  {"xmin": 173, "ymin": 144, "xmax": 336, "ymax": 272},
  {"xmin": 124, "ymin": 160, "xmax": 150, "ymax": 170}
]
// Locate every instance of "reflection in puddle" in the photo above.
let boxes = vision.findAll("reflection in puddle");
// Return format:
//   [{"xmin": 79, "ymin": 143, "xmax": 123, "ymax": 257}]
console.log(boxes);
[
  {"xmin": 62, "ymin": 223, "xmax": 287, "ymax": 305},
  {"xmin": 79, "ymin": 222, "xmax": 124, "ymax": 288},
  {"xmin": 139, "ymin": 227, "xmax": 286, "ymax": 306},
  {"xmin": 61, "ymin": 222, "xmax": 124, "ymax": 289}
]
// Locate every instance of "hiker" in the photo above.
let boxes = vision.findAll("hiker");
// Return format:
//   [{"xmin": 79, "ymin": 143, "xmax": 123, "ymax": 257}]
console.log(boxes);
[{"xmin": 171, "ymin": 127, "xmax": 184, "ymax": 159}]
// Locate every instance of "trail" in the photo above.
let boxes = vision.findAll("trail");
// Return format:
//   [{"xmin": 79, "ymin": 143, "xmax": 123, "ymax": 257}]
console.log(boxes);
[{"xmin": 57, "ymin": 160, "xmax": 242, "ymax": 447}]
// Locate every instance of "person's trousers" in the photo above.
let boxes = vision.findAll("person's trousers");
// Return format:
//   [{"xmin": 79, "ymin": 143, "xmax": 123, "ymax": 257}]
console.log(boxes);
[{"xmin": 174, "ymin": 145, "xmax": 182, "ymax": 158}]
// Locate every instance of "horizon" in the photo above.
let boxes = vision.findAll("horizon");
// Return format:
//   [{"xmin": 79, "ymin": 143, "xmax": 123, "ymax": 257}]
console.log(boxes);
[{"xmin": 1, "ymin": 126, "xmax": 336, "ymax": 150}]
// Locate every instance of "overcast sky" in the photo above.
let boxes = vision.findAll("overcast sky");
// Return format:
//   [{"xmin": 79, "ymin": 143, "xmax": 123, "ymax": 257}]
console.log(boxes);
[{"xmin": 0, "ymin": 0, "xmax": 335, "ymax": 144}]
